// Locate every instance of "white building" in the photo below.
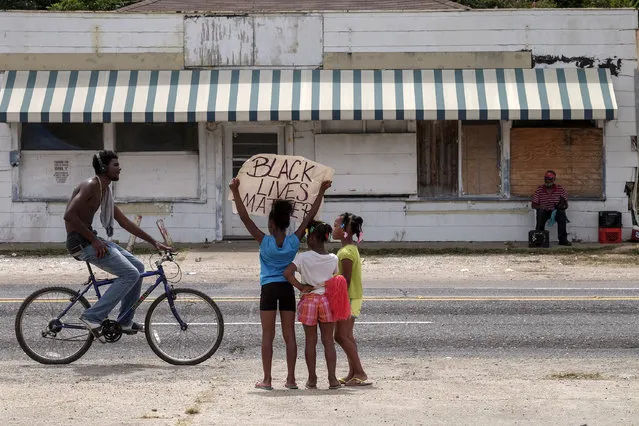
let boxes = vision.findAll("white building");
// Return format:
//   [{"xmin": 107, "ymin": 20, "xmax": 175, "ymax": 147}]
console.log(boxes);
[{"xmin": 0, "ymin": 2, "xmax": 636, "ymax": 243}]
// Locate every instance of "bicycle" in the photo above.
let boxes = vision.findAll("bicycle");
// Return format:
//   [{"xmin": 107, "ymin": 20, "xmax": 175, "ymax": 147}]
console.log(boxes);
[{"xmin": 15, "ymin": 251, "xmax": 224, "ymax": 366}]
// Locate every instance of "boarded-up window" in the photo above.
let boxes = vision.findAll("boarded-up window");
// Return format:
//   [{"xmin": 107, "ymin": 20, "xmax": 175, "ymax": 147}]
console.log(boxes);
[
  {"xmin": 510, "ymin": 127, "xmax": 603, "ymax": 198},
  {"xmin": 315, "ymin": 133, "xmax": 417, "ymax": 196},
  {"xmin": 417, "ymin": 120, "xmax": 458, "ymax": 197},
  {"xmin": 461, "ymin": 121, "xmax": 500, "ymax": 196}
]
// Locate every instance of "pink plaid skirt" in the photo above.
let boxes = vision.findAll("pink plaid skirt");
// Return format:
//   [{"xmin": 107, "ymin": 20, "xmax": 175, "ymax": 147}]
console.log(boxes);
[{"xmin": 297, "ymin": 293, "xmax": 334, "ymax": 326}]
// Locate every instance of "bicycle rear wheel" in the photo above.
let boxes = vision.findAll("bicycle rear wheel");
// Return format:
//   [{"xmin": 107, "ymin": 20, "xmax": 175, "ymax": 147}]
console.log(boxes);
[
  {"xmin": 15, "ymin": 286, "xmax": 93, "ymax": 364},
  {"xmin": 145, "ymin": 288, "xmax": 224, "ymax": 365}
]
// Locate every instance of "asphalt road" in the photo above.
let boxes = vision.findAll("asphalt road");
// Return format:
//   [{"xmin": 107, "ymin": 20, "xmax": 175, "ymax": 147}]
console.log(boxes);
[{"xmin": 2, "ymin": 283, "xmax": 639, "ymax": 364}]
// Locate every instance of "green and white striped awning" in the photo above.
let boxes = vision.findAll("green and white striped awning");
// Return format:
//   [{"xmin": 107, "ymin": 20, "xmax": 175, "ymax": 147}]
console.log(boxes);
[{"xmin": 0, "ymin": 68, "xmax": 617, "ymax": 123}]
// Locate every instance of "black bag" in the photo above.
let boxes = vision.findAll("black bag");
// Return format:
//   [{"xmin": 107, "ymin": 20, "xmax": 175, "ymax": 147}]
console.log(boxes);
[{"xmin": 528, "ymin": 230, "xmax": 549, "ymax": 248}]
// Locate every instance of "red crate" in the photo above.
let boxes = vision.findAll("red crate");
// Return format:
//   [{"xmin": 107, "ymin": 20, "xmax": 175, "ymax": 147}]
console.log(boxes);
[{"xmin": 598, "ymin": 227, "xmax": 622, "ymax": 244}]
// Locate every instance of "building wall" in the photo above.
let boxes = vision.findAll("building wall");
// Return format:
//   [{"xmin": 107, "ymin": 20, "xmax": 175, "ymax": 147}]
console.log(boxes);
[{"xmin": 0, "ymin": 9, "xmax": 637, "ymax": 242}]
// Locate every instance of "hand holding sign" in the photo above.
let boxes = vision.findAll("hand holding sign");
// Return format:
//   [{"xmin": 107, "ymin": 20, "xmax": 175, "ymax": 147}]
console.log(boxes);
[{"xmin": 229, "ymin": 154, "xmax": 335, "ymax": 220}]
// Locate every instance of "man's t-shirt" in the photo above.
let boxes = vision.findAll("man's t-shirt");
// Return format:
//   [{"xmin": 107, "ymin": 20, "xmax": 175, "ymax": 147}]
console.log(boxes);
[
  {"xmin": 292, "ymin": 251, "xmax": 338, "ymax": 295},
  {"xmin": 531, "ymin": 184, "xmax": 568, "ymax": 211},
  {"xmin": 337, "ymin": 244, "xmax": 363, "ymax": 300},
  {"xmin": 259, "ymin": 234, "xmax": 300, "ymax": 285}
]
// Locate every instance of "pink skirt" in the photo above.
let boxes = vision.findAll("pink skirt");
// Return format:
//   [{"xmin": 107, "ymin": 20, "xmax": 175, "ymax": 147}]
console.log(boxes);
[{"xmin": 324, "ymin": 275, "xmax": 351, "ymax": 321}]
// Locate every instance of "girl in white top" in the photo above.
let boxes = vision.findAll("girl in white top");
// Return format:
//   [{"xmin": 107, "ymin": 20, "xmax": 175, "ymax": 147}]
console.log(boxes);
[{"xmin": 284, "ymin": 221, "xmax": 341, "ymax": 390}]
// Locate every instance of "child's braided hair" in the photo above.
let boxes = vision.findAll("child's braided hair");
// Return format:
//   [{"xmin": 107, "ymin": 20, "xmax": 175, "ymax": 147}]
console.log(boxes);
[
  {"xmin": 340, "ymin": 212, "xmax": 363, "ymax": 240},
  {"xmin": 269, "ymin": 199, "xmax": 293, "ymax": 230},
  {"xmin": 307, "ymin": 220, "xmax": 332, "ymax": 243}
]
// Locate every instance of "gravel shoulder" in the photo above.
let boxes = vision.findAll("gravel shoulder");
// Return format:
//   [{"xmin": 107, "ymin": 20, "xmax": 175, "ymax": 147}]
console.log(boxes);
[{"xmin": 1, "ymin": 356, "xmax": 638, "ymax": 425}]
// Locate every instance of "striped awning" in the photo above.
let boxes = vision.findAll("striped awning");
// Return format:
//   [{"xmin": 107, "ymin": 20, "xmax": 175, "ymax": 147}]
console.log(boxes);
[{"xmin": 0, "ymin": 68, "xmax": 617, "ymax": 123}]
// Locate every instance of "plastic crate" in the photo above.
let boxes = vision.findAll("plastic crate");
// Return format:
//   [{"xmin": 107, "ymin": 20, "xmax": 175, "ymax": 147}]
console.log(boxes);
[
  {"xmin": 598, "ymin": 211, "xmax": 622, "ymax": 228},
  {"xmin": 598, "ymin": 227, "xmax": 622, "ymax": 244}
]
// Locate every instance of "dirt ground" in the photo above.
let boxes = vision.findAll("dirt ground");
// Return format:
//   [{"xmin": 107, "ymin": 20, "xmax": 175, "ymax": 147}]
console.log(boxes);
[
  {"xmin": 1, "ymin": 242, "xmax": 638, "ymax": 287},
  {"xmin": 1, "ymin": 356, "xmax": 638, "ymax": 425}
]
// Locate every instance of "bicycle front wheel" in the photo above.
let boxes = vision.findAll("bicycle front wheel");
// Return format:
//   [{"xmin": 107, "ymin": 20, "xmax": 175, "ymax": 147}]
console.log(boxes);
[
  {"xmin": 15, "ymin": 286, "xmax": 93, "ymax": 364},
  {"xmin": 145, "ymin": 288, "xmax": 224, "ymax": 365}
]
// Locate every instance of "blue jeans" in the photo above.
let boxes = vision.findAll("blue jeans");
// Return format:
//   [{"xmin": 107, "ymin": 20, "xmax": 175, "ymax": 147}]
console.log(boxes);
[{"xmin": 78, "ymin": 240, "xmax": 145, "ymax": 326}]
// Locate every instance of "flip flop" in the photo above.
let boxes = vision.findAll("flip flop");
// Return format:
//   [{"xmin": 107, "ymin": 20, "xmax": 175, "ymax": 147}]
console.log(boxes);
[
  {"xmin": 329, "ymin": 384, "xmax": 341, "ymax": 390},
  {"xmin": 338, "ymin": 377, "xmax": 348, "ymax": 384},
  {"xmin": 305, "ymin": 383, "xmax": 318, "ymax": 390},
  {"xmin": 255, "ymin": 383, "xmax": 273, "ymax": 390},
  {"xmin": 345, "ymin": 377, "xmax": 372, "ymax": 387},
  {"xmin": 285, "ymin": 384, "xmax": 299, "ymax": 390}
]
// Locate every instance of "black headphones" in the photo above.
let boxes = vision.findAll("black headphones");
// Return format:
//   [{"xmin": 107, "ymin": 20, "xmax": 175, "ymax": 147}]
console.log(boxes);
[{"xmin": 95, "ymin": 151, "xmax": 107, "ymax": 174}]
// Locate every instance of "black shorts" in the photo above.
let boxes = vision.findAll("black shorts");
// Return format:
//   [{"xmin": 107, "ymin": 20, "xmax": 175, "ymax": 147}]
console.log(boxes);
[{"xmin": 260, "ymin": 282, "xmax": 296, "ymax": 312}]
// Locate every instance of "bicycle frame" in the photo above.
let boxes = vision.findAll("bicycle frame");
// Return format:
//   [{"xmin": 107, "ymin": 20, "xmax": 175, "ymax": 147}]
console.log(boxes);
[{"xmin": 58, "ymin": 260, "xmax": 187, "ymax": 332}]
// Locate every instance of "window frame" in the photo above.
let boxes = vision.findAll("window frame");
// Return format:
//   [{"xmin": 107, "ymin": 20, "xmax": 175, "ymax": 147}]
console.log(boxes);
[{"xmin": 11, "ymin": 122, "xmax": 207, "ymax": 203}]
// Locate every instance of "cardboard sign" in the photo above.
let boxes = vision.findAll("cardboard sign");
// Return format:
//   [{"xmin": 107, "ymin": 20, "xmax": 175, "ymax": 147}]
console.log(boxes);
[{"xmin": 229, "ymin": 154, "xmax": 334, "ymax": 219}]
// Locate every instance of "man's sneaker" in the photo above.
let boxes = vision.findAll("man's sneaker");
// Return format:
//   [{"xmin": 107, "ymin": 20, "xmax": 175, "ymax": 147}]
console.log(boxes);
[
  {"xmin": 121, "ymin": 322, "xmax": 144, "ymax": 335},
  {"xmin": 79, "ymin": 317, "xmax": 106, "ymax": 343}
]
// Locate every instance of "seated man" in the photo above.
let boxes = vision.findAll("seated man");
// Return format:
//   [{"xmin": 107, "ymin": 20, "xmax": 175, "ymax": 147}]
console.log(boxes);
[
  {"xmin": 531, "ymin": 170, "xmax": 571, "ymax": 246},
  {"xmin": 64, "ymin": 150, "xmax": 171, "ymax": 340}
]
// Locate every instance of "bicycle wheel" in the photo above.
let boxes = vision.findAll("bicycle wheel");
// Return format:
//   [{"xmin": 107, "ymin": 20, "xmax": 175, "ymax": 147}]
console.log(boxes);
[
  {"xmin": 145, "ymin": 288, "xmax": 224, "ymax": 365},
  {"xmin": 15, "ymin": 286, "xmax": 93, "ymax": 364}
]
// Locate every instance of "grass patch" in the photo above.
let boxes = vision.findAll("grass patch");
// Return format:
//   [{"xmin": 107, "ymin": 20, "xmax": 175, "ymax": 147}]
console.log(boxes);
[
  {"xmin": 185, "ymin": 407, "xmax": 200, "ymax": 415},
  {"xmin": 547, "ymin": 372, "xmax": 604, "ymax": 380},
  {"xmin": 354, "ymin": 245, "xmax": 622, "ymax": 257}
]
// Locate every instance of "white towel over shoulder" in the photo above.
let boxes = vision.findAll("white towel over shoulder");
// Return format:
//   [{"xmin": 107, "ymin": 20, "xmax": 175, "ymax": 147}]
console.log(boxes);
[{"xmin": 100, "ymin": 185, "xmax": 114, "ymax": 237}]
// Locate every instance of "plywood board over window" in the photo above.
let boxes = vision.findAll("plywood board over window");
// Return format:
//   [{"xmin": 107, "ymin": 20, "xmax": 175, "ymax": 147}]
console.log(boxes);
[
  {"xmin": 417, "ymin": 120, "xmax": 458, "ymax": 197},
  {"xmin": 461, "ymin": 121, "xmax": 500, "ymax": 196},
  {"xmin": 510, "ymin": 127, "xmax": 603, "ymax": 198}
]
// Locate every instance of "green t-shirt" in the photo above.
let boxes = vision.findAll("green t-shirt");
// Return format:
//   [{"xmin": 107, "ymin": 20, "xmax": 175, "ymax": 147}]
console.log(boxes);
[{"xmin": 337, "ymin": 244, "xmax": 363, "ymax": 299}]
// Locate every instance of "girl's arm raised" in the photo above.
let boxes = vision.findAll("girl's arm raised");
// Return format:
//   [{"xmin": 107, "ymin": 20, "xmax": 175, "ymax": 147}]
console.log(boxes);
[
  {"xmin": 229, "ymin": 178, "xmax": 265, "ymax": 244},
  {"xmin": 294, "ymin": 180, "xmax": 332, "ymax": 240}
]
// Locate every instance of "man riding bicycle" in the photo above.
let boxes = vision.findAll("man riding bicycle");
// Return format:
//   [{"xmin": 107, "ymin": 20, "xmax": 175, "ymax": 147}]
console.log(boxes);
[{"xmin": 63, "ymin": 150, "xmax": 171, "ymax": 340}]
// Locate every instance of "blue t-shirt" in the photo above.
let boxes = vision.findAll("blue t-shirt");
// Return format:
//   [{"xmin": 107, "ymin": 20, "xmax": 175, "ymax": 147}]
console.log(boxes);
[{"xmin": 259, "ymin": 234, "xmax": 300, "ymax": 285}]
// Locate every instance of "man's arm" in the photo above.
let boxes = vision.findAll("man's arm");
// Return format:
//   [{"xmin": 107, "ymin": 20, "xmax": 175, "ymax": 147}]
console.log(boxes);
[
  {"xmin": 294, "ymin": 181, "xmax": 332, "ymax": 240},
  {"xmin": 114, "ymin": 206, "xmax": 171, "ymax": 251},
  {"xmin": 63, "ymin": 182, "xmax": 99, "ymax": 242},
  {"xmin": 229, "ymin": 178, "xmax": 265, "ymax": 244},
  {"xmin": 63, "ymin": 181, "xmax": 108, "ymax": 258}
]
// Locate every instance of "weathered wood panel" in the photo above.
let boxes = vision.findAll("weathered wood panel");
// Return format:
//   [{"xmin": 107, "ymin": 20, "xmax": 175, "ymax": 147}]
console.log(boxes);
[
  {"xmin": 324, "ymin": 10, "xmax": 637, "ymax": 60},
  {"xmin": 184, "ymin": 16, "xmax": 253, "ymax": 67},
  {"xmin": 184, "ymin": 15, "xmax": 323, "ymax": 67},
  {"xmin": 416, "ymin": 121, "xmax": 458, "ymax": 197},
  {"xmin": 0, "ymin": 12, "xmax": 183, "ymax": 54},
  {"xmin": 315, "ymin": 133, "xmax": 417, "ymax": 195},
  {"xmin": 510, "ymin": 128, "xmax": 603, "ymax": 198},
  {"xmin": 462, "ymin": 122, "xmax": 500, "ymax": 196}
]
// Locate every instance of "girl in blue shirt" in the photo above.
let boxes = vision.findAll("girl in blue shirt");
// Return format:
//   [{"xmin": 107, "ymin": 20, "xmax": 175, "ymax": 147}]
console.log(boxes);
[{"xmin": 229, "ymin": 178, "xmax": 331, "ymax": 391}]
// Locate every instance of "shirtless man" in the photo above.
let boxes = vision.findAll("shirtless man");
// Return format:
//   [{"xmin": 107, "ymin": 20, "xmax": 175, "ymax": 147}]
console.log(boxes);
[{"xmin": 64, "ymin": 150, "xmax": 171, "ymax": 340}]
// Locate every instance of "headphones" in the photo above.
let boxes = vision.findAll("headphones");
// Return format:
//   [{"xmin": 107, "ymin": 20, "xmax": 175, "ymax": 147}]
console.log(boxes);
[{"xmin": 95, "ymin": 151, "xmax": 107, "ymax": 174}]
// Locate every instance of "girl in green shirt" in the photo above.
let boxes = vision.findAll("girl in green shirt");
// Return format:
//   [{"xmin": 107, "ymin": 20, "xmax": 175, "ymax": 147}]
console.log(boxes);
[{"xmin": 332, "ymin": 212, "xmax": 371, "ymax": 387}]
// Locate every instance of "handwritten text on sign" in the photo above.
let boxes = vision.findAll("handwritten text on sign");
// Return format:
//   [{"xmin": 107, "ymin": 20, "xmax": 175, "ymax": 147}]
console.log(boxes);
[{"xmin": 230, "ymin": 154, "xmax": 334, "ymax": 219}]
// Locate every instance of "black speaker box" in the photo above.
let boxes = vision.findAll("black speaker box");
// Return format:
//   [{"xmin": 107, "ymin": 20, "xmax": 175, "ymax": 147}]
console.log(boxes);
[{"xmin": 528, "ymin": 230, "xmax": 549, "ymax": 248}]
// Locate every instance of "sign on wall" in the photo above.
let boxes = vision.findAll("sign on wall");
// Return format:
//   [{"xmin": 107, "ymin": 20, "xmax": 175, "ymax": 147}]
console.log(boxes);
[{"xmin": 230, "ymin": 154, "xmax": 334, "ymax": 220}]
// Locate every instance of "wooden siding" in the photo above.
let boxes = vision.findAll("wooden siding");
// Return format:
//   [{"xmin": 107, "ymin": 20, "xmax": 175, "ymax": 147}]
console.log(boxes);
[
  {"xmin": 324, "ymin": 10, "xmax": 637, "ymax": 59},
  {"xmin": 417, "ymin": 121, "xmax": 458, "ymax": 197},
  {"xmin": 510, "ymin": 128, "xmax": 603, "ymax": 198},
  {"xmin": 0, "ymin": 13, "xmax": 183, "ymax": 54},
  {"xmin": 462, "ymin": 122, "xmax": 500, "ymax": 196}
]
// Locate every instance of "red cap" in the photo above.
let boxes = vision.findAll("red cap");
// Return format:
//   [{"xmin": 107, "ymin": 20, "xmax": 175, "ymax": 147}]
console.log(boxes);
[{"xmin": 544, "ymin": 171, "xmax": 556, "ymax": 179}]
